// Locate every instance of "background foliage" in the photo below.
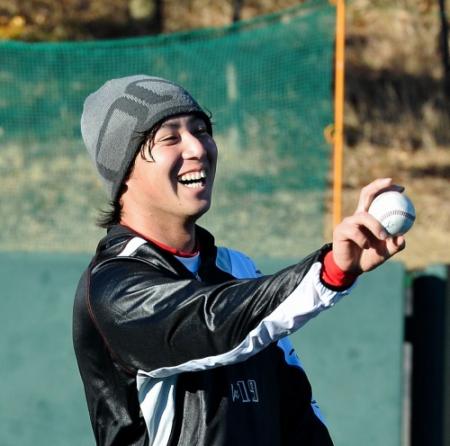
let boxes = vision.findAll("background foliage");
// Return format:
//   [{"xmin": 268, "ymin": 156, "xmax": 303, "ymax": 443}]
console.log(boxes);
[{"xmin": 1, "ymin": 0, "xmax": 449, "ymax": 268}]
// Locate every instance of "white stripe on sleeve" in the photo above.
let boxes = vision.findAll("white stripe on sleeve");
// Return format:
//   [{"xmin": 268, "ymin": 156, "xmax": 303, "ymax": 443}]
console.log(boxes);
[{"xmin": 143, "ymin": 262, "xmax": 350, "ymax": 379}]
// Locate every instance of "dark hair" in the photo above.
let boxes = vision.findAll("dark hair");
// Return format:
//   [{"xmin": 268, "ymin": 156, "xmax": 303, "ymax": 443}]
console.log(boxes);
[
  {"xmin": 96, "ymin": 186, "xmax": 127, "ymax": 229},
  {"xmin": 96, "ymin": 111, "xmax": 214, "ymax": 229}
]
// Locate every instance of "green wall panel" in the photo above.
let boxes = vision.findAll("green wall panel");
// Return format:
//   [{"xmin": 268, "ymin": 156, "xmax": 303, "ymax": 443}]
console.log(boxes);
[{"xmin": 0, "ymin": 253, "xmax": 93, "ymax": 445}]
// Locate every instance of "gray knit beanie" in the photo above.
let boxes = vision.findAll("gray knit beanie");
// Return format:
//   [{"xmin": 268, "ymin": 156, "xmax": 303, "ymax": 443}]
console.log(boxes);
[{"xmin": 81, "ymin": 75, "xmax": 211, "ymax": 201}]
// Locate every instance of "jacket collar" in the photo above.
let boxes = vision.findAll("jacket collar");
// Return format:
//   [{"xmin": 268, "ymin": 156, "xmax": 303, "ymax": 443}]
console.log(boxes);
[{"xmin": 94, "ymin": 224, "xmax": 226, "ymax": 282}]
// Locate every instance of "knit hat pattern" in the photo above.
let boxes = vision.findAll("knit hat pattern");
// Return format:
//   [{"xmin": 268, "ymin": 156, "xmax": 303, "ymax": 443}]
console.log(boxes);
[{"xmin": 81, "ymin": 75, "xmax": 210, "ymax": 200}]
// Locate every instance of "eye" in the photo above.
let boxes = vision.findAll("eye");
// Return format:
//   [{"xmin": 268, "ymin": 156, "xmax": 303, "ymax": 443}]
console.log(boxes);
[
  {"xmin": 194, "ymin": 126, "xmax": 209, "ymax": 136},
  {"xmin": 159, "ymin": 134, "xmax": 179, "ymax": 143}
]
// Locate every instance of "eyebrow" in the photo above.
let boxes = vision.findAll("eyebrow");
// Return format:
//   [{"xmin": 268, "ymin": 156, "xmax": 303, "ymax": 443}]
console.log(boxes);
[{"xmin": 160, "ymin": 116, "xmax": 205, "ymax": 129}]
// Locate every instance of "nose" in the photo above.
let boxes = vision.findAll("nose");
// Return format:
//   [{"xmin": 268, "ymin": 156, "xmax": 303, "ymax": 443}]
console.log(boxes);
[{"xmin": 182, "ymin": 131, "xmax": 208, "ymax": 160}]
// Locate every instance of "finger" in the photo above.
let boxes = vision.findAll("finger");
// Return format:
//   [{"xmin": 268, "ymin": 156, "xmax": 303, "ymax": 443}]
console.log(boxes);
[
  {"xmin": 380, "ymin": 236, "xmax": 406, "ymax": 261},
  {"xmin": 387, "ymin": 235, "xmax": 406, "ymax": 255},
  {"xmin": 339, "ymin": 212, "xmax": 389, "ymax": 242},
  {"xmin": 335, "ymin": 222, "xmax": 372, "ymax": 249},
  {"xmin": 356, "ymin": 178, "xmax": 405, "ymax": 213},
  {"xmin": 356, "ymin": 178, "xmax": 393, "ymax": 213}
]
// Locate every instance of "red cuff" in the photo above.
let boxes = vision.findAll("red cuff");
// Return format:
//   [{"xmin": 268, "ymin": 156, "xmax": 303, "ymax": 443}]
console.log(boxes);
[{"xmin": 321, "ymin": 251, "xmax": 360, "ymax": 288}]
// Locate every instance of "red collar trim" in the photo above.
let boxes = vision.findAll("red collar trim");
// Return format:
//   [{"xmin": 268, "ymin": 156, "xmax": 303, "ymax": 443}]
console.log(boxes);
[
  {"xmin": 121, "ymin": 225, "xmax": 199, "ymax": 258},
  {"xmin": 149, "ymin": 237, "xmax": 199, "ymax": 258}
]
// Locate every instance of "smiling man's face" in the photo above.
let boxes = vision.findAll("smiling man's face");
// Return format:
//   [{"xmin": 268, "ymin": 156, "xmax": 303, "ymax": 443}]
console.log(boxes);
[{"xmin": 122, "ymin": 114, "xmax": 218, "ymax": 225}]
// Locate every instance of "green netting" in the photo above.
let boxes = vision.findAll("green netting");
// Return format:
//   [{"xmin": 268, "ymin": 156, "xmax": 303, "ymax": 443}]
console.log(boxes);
[{"xmin": 0, "ymin": 0, "xmax": 335, "ymax": 258}]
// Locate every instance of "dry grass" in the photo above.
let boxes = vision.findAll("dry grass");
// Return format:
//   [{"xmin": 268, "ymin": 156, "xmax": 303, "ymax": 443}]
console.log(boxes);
[
  {"xmin": 1, "ymin": 0, "xmax": 448, "ymax": 269},
  {"xmin": 325, "ymin": 144, "xmax": 450, "ymax": 270},
  {"xmin": 0, "ymin": 0, "xmax": 306, "ymax": 40},
  {"xmin": 339, "ymin": 1, "xmax": 450, "ymax": 269}
]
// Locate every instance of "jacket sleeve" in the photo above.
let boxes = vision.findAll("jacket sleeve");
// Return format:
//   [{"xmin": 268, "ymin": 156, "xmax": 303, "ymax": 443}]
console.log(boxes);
[{"xmin": 87, "ymin": 246, "xmax": 351, "ymax": 378}]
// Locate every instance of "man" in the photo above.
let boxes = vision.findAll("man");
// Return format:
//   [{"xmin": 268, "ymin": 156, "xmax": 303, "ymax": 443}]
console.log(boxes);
[{"xmin": 73, "ymin": 75, "xmax": 405, "ymax": 446}]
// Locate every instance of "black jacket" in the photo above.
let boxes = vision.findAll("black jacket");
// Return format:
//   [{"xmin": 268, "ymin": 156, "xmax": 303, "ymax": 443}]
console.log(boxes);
[{"xmin": 73, "ymin": 225, "xmax": 348, "ymax": 445}]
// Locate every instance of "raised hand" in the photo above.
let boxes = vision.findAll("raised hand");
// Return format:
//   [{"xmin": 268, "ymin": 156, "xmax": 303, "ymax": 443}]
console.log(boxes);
[{"xmin": 332, "ymin": 178, "xmax": 406, "ymax": 274}]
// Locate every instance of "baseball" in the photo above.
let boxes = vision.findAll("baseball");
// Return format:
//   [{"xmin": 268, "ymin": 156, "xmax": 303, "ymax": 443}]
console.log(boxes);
[{"xmin": 368, "ymin": 191, "xmax": 416, "ymax": 236}]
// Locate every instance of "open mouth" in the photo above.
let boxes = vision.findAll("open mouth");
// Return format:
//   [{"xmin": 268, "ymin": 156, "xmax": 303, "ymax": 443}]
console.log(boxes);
[{"xmin": 177, "ymin": 169, "xmax": 207, "ymax": 189}]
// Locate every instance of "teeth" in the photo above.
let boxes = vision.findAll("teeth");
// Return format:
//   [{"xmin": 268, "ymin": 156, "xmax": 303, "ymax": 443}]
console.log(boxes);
[
  {"xmin": 185, "ymin": 182, "xmax": 203, "ymax": 188},
  {"xmin": 178, "ymin": 170, "xmax": 206, "ymax": 183}
]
